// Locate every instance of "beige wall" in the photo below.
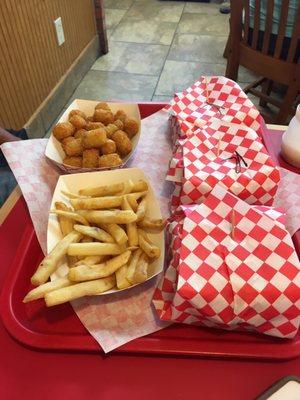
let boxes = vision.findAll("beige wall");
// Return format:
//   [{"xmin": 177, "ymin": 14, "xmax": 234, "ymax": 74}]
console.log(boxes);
[{"xmin": 0, "ymin": 0, "xmax": 96, "ymax": 129}]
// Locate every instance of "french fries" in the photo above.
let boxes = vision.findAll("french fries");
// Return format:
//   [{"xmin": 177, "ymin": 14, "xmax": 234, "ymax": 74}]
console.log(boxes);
[
  {"xmin": 122, "ymin": 196, "xmax": 138, "ymax": 247},
  {"xmin": 31, "ymin": 231, "xmax": 82, "ymax": 286},
  {"xmin": 99, "ymin": 223, "xmax": 128, "ymax": 245},
  {"xmin": 77, "ymin": 209, "xmax": 137, "ymax": 224},
  {"xmin": 73, "ymin": 224, "xmax": 115, "ymax": 243},
  {"xmin": 138, "ymin": 229, "xmax": 160, "ymax": 259},
  {"xmin": 45, "ymin": 276, "xmax": 116, "ymax": 307},
  {"xmin": 26, "ymin": 178, "xmax": 165, "ymax": 306},
  {"xmin": 71, "ymin": 195, "xmax": 123, "ymax": 210},
  {"xmin": 68, "ymin": 251, "xmax": 131, "ymax": 281},
  {"xmin": 68, "ymin": 242, "xmax": 122, "ymax": 256}
]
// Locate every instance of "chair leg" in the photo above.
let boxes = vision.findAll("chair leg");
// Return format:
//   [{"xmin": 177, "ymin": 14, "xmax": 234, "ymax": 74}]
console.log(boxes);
[
  {"xmin": 275, "ymin": 85, "xmax": 298, "ymax": 124},
  {"xmin": 259, "ymin": 79, "xmax": 273, "ymax": 107},
  {"xmin": 223, "ymin": 36, "xmax": 230, "ymax": 59},
  {"xmin": 225, "ymin": 49, "xmax": 239, "ymax": 81}
]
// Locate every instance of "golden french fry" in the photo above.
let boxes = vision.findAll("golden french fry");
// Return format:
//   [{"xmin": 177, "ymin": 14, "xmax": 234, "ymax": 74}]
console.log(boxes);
[
  {"xmin": 68, "ymin": 251, "xmax": 131, "ymax": 281},
  {"xmin": 79, "ymin": 182, "xmax": 124, "ymax": 197},
  {"xmin": 120, "ymin": 179, "xmax": 134, "ymax": 195},
  {"xmin": 73, "ymin": 224, "xmax": 115, "ymax": 243},
  {"xmin": 73, "ymin": 255, "xmax": 107, "ymax": 267},
  {"xmin": 126, "ymin": 248, "xmax": 142, "ymax": 284},
  {"xmin": 137, "ymin": 218, "xmax": 166, "ymax": 233},
  {"xmin": 67, "ymin": 255, "xmax": 79, "ymax": 267},
  {"xmin": 138, "ymin": 229, "xmax": 160, "ymax": 259},
  {"xmin": 133, "ymin": 252, "xmax": 149, "ymax": 283},
  {"xmin": 81, "ymin": 235, "xmax": 93, "ymax": 243},
  {"xmin": 71, "ymin": 195, "xmax": 123, "ymax": 210},
  {"xmin": 116, "ymin": 264, "xmax": 131, "ymax": 289},
  {"xmin": 55, "ymin": 202, "xmax": 74, "ymax": 236},
  {"xmin": 136, "ymin": 197, "xmax": 147, "ymax": 222},
  {"xmin": 99, "ymin": 223, "xmax": 128, "ymax": 245},
  {"xmin": 61, "ymin": 190, "xmax": 90, "ymax": 199},
  {"xmin": 132, "ymin": 180, "xmax": 148, "ymax": 193},
  {"xmin": 23, "ymin": 277, "xmax": 73, "ymax": 303},
  {"xmin": 45, "ymin": 276, "xmax": 116, "ymax": 306},
  {"xmin": 50, "ymin": 210, "xmax": 89, "ymax": 226},
  {"xmin": 127, "ymin": 196, "xmax": 139, "ymax": 212},
  {"xmin": 77, "ymin": 209, "xmax": 137, "ymax": 224},
  {"xmin": 122, "ymin": 197, "xmax": 138, "ymax": 247},
  {"xmin": 68, "ymin": 242, "xmax": 122, "ymax": 256},
  {"xmin": 31, "ymin": 231, "xmax": 82, "ymax": 286}
]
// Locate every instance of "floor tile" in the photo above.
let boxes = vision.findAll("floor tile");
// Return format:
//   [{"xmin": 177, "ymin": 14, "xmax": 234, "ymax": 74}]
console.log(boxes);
[
  {"xmin": 184, "ymin": 2, "xmax": 221, "ymax": 14},
  {"xmin": 152, "ymin": 94, "xmax": 172, "ymax": 102},
  {"xmin": 155, "ymin": 60, "xmax": 226, "ymax": 96},
  {"xmin": 71, "ymin": 70, "xmax": 158, "ymax": 102},
  {"xmin": 237, "ymin": 66, "xmax": 260, "ymax": 83},
  {"xmin": 168, "ymin": 34, "xmax": 228, "ymax": 64},
  {"xmin": 178, "ymin": 13, "xmax": 229, "ymax": 36},
  {"xmin": 111, "ymin": 19, "xmax": 177, "ymax": 45},
  {"xmin": 125, "ymin": 0, "xmax": 184, "ymax": 23},
  {"xmin": 104, "ymin": 0, "xmax": 134, "ymax": 9},
  {"xmin": 105, "ymin": 9, "xmax": 127, "ymax": 29},
  {"xmin": 92, "ymin": 42, "xmax": 169, "ymax": 75}
]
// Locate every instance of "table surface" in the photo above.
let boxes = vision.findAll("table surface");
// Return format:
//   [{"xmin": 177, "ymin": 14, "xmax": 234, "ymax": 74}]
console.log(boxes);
[{"xmin": 1, "ymin": 122, "xmax": 300, "ymax": 400}]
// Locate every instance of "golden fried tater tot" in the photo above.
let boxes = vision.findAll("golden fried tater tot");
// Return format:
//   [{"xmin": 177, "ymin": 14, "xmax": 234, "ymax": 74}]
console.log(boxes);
[
  {"xmin": 63, "ymin": 137, "xmax": 83, "ymax": 157},
  {"xmin": 69, "ymin": 109, "xmax": 87, "ymax": 120},
  {"xmin": 99, "ymin": 153, "xmax": 122, "ymax": 168},
  {"xmin": 101, "ymin": 139, "xmax": 116, "ymax": 155},
  {"xmin": 124, "ymin": 118, "xmax": 139, "ymax": 138},
  {"xmin": 82, "ymin": 128, "xmax": 107, "ymax": 149},
  {"xmin": 105, "ymin": 124, "xmax": 119, "ymax": 138},
  {"xmin": 69, "ymin": 115, "xmax": 87, "ymax": 130},
  {"xmin": 53, "ymin": 122, "xmax": 75, "ymax": 141},
  {"xmin": 95, "ymin": 102, "xmax": 111, "ymax": 111},
  {"xmin": 93, "ymin": 109, "xmax": 114, "ymax": 125},
  {"xmin": 63, "ymin": 156, "xmax": 82, "ymax": 168},
  {"xmin": 86, "ymin": 122, "xmax": 104, "ymax": 131},
  {"xmin": 111, "ymin": 130, "xmax": 132, "ymax": 156},
  {"xmin": 114, "ymin": 119, "xmax": 124, "ymax": 130},
  {"xmin": 114, "ymin": 110, "xmax": 127, "ymax": 123},
  {"xmin": 45, "ymin": 276, "xmax": 116, "ymax": 306},
  {"xmin": 74, "ymin": 129, "xmax": 88, "ymax": 139},
  {"xmin": 82, "ymin": 149, "xmax": 99, "ymax": 168}
]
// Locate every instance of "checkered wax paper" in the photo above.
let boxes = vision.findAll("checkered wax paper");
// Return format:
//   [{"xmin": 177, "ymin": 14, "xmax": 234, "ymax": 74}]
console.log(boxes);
[
  {"xmin": 181, "ymin": 119, "xmax": 280, "ymax": 206},
  {"xmin": 1, "ymin": 109, "xmax": 172, "ymax": 353},
  {"xmin": 154, "ymin": 184, "xmax": 300, "ymax": 339},
  {"xmin": 166, "ymin": 76, "xmax": 264, "ymax": 182}
]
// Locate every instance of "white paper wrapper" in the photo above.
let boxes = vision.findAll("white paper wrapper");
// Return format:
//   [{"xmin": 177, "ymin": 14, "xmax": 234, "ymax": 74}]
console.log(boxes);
[{"xmin": 1, "ymin": 109, "xmax": 171, "ymax": 352}]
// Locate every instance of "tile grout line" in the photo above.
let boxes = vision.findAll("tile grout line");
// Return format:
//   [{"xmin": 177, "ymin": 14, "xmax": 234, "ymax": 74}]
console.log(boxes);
[{"xmin": 151, "ymin": 1, "xmax": 187, "ymax": 99}]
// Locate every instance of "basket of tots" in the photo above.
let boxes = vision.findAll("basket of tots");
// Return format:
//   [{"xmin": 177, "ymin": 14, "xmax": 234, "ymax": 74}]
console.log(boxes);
[{"xmin": 45, "ymin": 99, "xmax": 140, "ymax": 172}]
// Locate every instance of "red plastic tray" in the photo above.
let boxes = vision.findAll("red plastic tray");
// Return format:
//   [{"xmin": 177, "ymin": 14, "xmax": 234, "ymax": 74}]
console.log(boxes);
[{"xmin": 1, "ymin": 106, "xmax": 300, "ymax": 360}]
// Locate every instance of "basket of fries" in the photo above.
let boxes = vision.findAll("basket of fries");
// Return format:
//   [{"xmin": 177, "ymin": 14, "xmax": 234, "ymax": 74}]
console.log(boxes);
[
  {"xmin": 23, "ymin": 168, "xmax": 165, "ymax": 306},
  {"xmin": 45, "ymin": 99, "xmax": 141, "ymax": 172}
]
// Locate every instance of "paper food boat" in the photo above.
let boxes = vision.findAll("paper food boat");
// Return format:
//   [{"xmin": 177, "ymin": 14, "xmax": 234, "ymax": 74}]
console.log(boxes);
[
  {"xmin": 48, "ymin": 168, "xmax": 165, "ymax": 295},
  {"xmin": 45, "ymin": 99, "xmax": 141, "ymax": 173}
]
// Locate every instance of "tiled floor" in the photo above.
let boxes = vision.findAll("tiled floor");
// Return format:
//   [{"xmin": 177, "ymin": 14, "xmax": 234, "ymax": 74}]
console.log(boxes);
[
  {"xmin": 47, "ymin": 0, "xmax": 261, "ymax": 135},
  {"xmin": 71, "ymin": 0, "xmax": 258, "ymax": 104}
]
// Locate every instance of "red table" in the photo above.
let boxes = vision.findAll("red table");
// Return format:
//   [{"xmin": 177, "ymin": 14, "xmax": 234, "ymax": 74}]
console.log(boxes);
[{"xmin": 1, "ymin": 105, "xmax": 299, "ymax": 400}]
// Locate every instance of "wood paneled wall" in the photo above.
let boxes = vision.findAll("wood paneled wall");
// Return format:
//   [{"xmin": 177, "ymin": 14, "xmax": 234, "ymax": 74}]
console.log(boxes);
[{"xmin": 0, "ymin": 0, "xmax": 96, "ymax": 129}]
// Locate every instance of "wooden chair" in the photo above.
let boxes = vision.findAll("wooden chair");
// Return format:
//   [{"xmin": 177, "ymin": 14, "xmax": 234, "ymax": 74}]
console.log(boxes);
[{"xmin": 225, "ymin": 0, "xmax": 300, "ymax": 124}]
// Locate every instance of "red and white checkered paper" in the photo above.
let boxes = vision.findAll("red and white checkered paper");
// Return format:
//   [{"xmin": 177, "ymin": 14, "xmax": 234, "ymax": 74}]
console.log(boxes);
[
  {"xmin": 153, "ymin": 184, "xmax": 300, "ymax": 339},
  {"xmin": 181, "ymin": 119, "xmax": 280, "ymax": 206},
  {"xmin": 166, "ymin": 76, "xmax": 264, "ymax": 182}
]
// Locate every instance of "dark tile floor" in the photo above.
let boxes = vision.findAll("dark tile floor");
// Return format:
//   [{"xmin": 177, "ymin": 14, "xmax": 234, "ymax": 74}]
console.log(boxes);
[{"xmin": 47, "ymin": 0, "xmax": 262, "ymax": 135}]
